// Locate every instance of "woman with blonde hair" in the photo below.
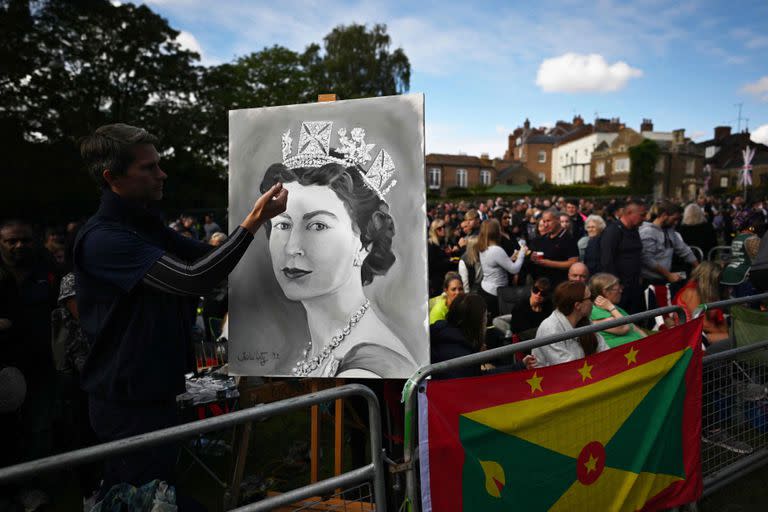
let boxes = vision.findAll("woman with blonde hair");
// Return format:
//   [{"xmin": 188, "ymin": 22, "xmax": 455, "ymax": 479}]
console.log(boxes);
[
  {"xmin": 477, "ymin": 219, "xmax": 525, "ymax": 318},
  {"xmin": 428, "ymin": 219, "xmax": 452, "ymax": 297},
  {"xmin": 673, "ymin": 261, "xmax": 728, "ymax": 343},
  {"xmin": 589, "ymin": 273, "xmax": 646, "ymax": 347},
  {"xmin": 458, "ymin": 236, "xmax": 482, "ymax": 294},
  {"xmin": 678, "ymin": 203, "xmax": 717, "ymax": 258}
]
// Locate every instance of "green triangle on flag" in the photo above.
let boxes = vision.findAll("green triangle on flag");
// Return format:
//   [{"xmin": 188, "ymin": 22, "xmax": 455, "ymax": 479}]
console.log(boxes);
[{"xmin": 459, "ymin": 416, "xmax": 577, "ymax": 511}]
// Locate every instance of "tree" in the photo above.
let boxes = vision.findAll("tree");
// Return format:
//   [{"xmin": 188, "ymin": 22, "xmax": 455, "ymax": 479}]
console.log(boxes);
[
  {"xmin": 192, "ymin": 46, "xmax": 316, "ymax": 176},
  {"xmin": 306, "ymin": 23, "xmax": 411, "ymax": 100},
  {"xmin": 0, "ymin": 3, "xmax": 412, "ymax": 219},
  {"xmin": 629, "ymin": 139, "xmax": 660, "ymax": 195},
  {"xmin": 0, "ymin": 0, "xmax": 223, "ymax": 218}
]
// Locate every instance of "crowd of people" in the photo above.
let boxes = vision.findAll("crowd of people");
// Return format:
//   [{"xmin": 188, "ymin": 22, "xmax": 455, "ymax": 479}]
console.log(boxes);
[
  {"xmin": 427, "ymin": 193, "xmax": 768, "ymax": 375},
  {"xmin": 4, "ymin": 178, "xmax": 768, "ymax": 508},
  {"xmin": 0, "ymin": 211, "xmax": 231, "ymax": 509}
]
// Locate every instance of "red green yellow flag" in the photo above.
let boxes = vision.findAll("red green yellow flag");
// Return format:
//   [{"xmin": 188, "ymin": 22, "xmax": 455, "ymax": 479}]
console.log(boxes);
[{"xmin": 418, "ymin": 318, "xmax": 703, "ymax": 511}]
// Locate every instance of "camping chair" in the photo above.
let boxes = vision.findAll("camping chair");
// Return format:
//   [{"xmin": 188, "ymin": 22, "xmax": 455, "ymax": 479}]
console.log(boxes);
[
  {"xmin": 690, "ymin": 245, "xmax": 704, "ymax": 263},
  {"xmin": 708, "ymin": 245, "xmax": 733, "ymax": 263},
  {"xmin": 732, "ymin": 305, "xmax": 768, "ymax": 364},
  {"xmin": 644, "ymin": 284, "xmax": 673, "ymax": 330}
]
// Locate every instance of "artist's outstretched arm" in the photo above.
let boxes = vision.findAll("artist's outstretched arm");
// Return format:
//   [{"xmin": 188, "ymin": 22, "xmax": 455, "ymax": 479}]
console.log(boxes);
[
  {"xmin": 144, "ymin": 226, "xmax": 252, "ymax": 296},
  {"xmin": 143, "ymin": 182, "xmax": 288, "ymax": 296}
]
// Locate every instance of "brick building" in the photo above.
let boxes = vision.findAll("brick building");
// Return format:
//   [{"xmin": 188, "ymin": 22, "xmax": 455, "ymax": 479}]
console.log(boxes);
[
  {"xmin": 426, "ymin": 153, "xmax": 497, "ymax": 196},
  {"xmin": 653, "ymin": 130, "xmax": 705, "ymax": 201},
  {"xmin": 591, "ymin": 127, "xmax": 645, "ymax": 186},
  {"xmin": 551, "ymin": 117, "xmax": 624, "ymax": 184},
  {"xmin": 504, "ymin": 118, "xmax": 558, "ymax": 182},
  {"xmin": 697, "ymin": 126, "xmax": 768, "ymax": 195}
]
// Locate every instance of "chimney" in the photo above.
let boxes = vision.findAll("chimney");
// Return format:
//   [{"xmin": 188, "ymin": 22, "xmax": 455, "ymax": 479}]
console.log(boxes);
[
  {"xmin": 524, "ymin": 118, "xmax": 531, "ymax": 130},
  {"xmin": 672, "ymin": 129, "xmax": 685, "ymax": 144},
  {"xmin": 641, "ymin": 118, "xmax": 653, "ymax": 132},
  {"xmin": 481, "ymin": 152, "xmax": 489, "ymax": 160},
  {"xmin": 714, "ymin": 126, "xmax": 731, "ymax": 140},
  {"xmin": 573, "ymin": 115, "xmax": 584, "ymax": 127},
  {"xmin": 504, "ymin": 134, "xmax": 515, "ymax": 160}
]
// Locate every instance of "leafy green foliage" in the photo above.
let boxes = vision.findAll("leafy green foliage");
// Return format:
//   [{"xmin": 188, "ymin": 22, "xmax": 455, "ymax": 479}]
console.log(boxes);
[
  {"xmin": 0, "ymin": 2, "xmax": 411, "ymax": 219},
  {"xmin": 629, "ymin": 139, "xmax": 660, "ymax": 195}
]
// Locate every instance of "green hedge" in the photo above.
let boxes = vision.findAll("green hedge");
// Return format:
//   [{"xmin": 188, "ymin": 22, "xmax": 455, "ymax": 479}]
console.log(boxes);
[{"xmin": 533, "ymin": 183, "xmax": 630, "ymax": 197}]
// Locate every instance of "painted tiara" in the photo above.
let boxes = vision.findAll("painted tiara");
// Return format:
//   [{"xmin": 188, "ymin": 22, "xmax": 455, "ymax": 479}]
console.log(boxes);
[{"xmin": 281, "ymin": 121, "xmax": 397, "ymax": 199}]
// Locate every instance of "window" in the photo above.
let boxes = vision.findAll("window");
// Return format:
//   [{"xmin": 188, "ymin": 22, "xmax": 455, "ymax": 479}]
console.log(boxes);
[
  {"xmin": 596, "ymin": 161, "xmax": 605, "ymax": 176},
  {"xmin": 720, "ymin": 177, "xmax": 728, "ymax": 188},
  {"xmin": 428, "ymin": 167, "xmax": 441, "ymax": 189},
  {"xmin": 705, "ymin": 146, "xmax": 719, "ymax": 158},
  {"xmin": 615, "ymin": 157, "xmax": 630, "ymax": 173},
  {"xmin": 538, "ymin": 172, "xmax": 545, "ymax": 183},
  {"xmin": 480, "ymin": 169, "xmax": 491, "ymax": 186},
  {"xmin": 456, "ymin": 168, "xmax": 467, "ymax": 188},
  {"xmin": 685, "ymin": 159, "xmax": 695, "ymax": 176},
  {"xmin": 538, "ymin": 150, "xmax": 546, "ymax": 163}
]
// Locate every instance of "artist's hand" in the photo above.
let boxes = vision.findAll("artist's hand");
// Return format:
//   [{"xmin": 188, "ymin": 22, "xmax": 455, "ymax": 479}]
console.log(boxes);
[
  {"xmin": 594, "ymin": 295, "xmax": 614, "ymax": 310},
  {"xmin": 523, "ymin": 354, "xmax": 537, "ymax": 370},
  {"xmin": 241, "ymin": 183, "xmax": 288, "ymax": 233}
]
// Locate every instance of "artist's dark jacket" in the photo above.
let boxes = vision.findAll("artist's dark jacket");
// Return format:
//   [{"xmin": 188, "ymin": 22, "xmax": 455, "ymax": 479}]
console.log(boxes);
[{"xmin": 74, "ymin": 190, "xmax": 210, "ymax": 402}]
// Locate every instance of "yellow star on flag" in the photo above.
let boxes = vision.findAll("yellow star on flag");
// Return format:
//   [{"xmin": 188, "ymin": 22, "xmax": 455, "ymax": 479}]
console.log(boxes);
[
  {"xmin": 625, "ymin": 347, "xmax": 639, "ymax": 366},
  {"xmin": 584, "ymin": 453, "xmax": 598, "ymax": 473},
  {"xmin": 577, "ymin": 361, "xmax": 594, "ymax": 382},
  {"xmin": 526, "ymin": 372, "xmax": 543, "ymax": 394}
]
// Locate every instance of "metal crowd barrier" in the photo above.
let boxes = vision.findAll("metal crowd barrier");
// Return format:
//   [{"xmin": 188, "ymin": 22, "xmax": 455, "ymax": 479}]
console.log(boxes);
[
  {"xmin": 693, "ymin": 292, "xmax": 768, "ymax": 498},
  {"xmin": 400, "ymin": 304, "xmax": 687, "ymax": 511},
  {"xmin": 0, "ymin": 383, "xmax": 387, "ymax": 511},
  {"xmin": 701, "ymin": 340, "xmax": 768, "ymax": 497}
]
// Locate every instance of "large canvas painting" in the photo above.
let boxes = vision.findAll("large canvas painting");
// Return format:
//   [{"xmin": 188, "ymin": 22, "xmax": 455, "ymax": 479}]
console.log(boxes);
[{"xmin": 228, "ymin": 94, "xmax": 428, "ymax": 378}]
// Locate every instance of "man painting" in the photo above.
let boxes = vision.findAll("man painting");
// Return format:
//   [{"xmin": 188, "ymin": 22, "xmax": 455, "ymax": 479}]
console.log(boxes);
[{"xmin": 75, "ymin": 124, "xmax": 287, "ymax": 501}]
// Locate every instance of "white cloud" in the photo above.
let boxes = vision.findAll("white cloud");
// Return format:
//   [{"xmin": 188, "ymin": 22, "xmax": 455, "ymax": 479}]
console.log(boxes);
[
  {"xmin": 535, "ymin": 53, "xmax": 643, "ymax": 93},
  {"xmin": 176, "ymin": 30, "xmax": 203, "ymax": 56},
  {"xmin": 752, "ymin": 124, "xmax": 768, "ymax": 145},
  {"xmin": 742, "ymin": 76, "xmax": 768, "ymax": 102},
  {"xmin": 689, "ymin": 130, "xmax": 707, "ymax": 141}
]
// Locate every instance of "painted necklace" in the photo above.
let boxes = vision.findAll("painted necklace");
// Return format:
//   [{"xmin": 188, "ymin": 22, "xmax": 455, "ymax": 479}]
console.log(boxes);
[{"xmin": 291, "ymin": 300, "xmax": 370, "ymax": 377}]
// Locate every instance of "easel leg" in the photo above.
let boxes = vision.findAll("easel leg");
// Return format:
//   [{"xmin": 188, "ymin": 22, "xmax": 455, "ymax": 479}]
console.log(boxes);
[
  {"xmin": 310, "ymin": 380, "xmax": 319, "ymax": 483},
  {"xmin": 334, "ymin": 378, "xmax": 345, "ymax": 494},
  {"xmin": 224, "ymin": 420, "xmax": 252, "ymax": 510}
]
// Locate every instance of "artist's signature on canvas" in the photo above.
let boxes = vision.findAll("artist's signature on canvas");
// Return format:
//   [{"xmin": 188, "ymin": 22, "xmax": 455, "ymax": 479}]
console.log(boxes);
[{"xmin": 237, "ymin": 351, "xmax": 280, "ymax": 366}]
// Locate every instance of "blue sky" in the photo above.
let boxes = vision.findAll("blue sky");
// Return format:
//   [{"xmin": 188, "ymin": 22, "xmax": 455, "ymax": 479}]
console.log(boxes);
[{"xmin": 143, "ymin": 0, "xmax": 768, "ymax": 158}]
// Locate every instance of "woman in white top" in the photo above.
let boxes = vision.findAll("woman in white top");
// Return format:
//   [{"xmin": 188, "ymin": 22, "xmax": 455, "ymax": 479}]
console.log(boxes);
[
  {"xmin": 477, "ymin": 219, "xmax": 525, "ymax": 319},
  {"xmin": 533, "ymin": 280, "xmax": 609, "ymax": 367}
]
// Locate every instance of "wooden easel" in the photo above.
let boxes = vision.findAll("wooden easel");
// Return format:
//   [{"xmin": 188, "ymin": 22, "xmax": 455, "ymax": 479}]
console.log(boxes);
[{"xmin": 225, "ymin": 93, "xmax": 350, "ymax": 508}]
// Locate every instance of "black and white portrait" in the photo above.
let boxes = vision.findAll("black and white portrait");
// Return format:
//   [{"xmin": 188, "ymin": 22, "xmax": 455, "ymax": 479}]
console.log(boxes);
[{"xmin": 228, "ymin": 94, "xmax": 428, "ymax": 378}]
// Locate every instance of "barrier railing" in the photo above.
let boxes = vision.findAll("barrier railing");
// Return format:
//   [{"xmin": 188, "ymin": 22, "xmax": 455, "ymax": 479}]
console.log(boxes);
[
  {"xmin": 693, "ymin": 292, "xmax": 768, "ymax": 498},
  {"xmin": 400, "ymin": 304, "xmax": 687, "ymax": 511},
  {"xmin": 0, "ymin": 383, "xmax": 387, "ymax": 511}
]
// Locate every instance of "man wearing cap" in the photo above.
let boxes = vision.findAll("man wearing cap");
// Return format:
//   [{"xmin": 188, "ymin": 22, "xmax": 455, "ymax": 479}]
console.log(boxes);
[{"xmin": 75, "ymin": 124, "xmax": 287, "ymax": 502}]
